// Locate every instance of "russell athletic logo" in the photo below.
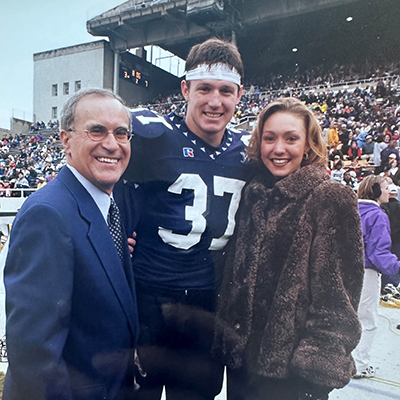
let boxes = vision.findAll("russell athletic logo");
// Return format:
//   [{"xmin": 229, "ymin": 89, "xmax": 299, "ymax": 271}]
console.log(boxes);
[{"xmin": 183, "ymin": 147, "xmax": 194, "ymax": 157}]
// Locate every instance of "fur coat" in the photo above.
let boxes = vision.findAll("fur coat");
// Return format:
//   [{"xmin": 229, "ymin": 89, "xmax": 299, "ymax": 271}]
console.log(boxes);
[{"xmin": 212, "ymin": 164, "xmax": 364, "ymax": 390}]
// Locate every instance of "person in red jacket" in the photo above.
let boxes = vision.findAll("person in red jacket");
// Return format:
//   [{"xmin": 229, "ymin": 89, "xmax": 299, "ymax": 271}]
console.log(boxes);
[{"xmin": 347, "ymin": 140, "xmax": 362, "ymax": 161}]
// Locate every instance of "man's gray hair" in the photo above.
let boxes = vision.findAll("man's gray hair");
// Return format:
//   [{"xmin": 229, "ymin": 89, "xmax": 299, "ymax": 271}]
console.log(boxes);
[{"xmin": 60, "ymin": 88, "xmax": 131, "ymax": 131}]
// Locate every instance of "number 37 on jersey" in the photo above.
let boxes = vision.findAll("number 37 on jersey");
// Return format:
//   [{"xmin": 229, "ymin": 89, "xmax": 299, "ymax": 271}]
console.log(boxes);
[{"xmin": 158, "ymin": 173, "xmax": 246, "ymax": 251}]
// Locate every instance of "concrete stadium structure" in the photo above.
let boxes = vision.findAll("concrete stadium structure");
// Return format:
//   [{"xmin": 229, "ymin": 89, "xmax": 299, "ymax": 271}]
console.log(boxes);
[
  {"xmin": 33, "ymin": 41, "xmax": 114, "ymax": 124},
  {"xmin": 33, "ymin": 0, "xmax": 399, "ymax": 123},
  {"xmin": 87, "ymin": 0, "xmax": 400, "ymax": 85},
  {"xmin": 33, "ymin": 40, "xmax": 180, "ymax": 123}
]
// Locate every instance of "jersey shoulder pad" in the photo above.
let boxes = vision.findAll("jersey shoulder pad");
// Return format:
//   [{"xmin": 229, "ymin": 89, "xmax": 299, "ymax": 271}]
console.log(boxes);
[
  {"xmin": 228, "ymin": 127, "xmax": 251, "ymax": 147},
  {"xmin": 130, "ymin": 108, "xmax": 174, "ymax": 139}
]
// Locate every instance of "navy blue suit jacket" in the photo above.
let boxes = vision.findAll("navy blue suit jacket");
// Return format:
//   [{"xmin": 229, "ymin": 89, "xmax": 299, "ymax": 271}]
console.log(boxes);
[{"xmin": 4, "ymin": 167, "xmax": 139, "ymax": 400}]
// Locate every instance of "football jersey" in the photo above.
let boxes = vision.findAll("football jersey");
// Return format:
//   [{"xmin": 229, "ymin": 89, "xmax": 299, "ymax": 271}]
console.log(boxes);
[{"xmin": 124, "ymin": 109, "xmax": 252, "ymax": 289}]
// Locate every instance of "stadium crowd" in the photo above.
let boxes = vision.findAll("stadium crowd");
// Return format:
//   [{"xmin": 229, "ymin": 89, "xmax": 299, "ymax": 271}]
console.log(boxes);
[
  {"xmin": 1, "ymin": 66, "xmax": 399, "ymax": 197},
  {"xmin": 0, "ymin": 126, "xmax": 64, "ymax": 195},
  {"xmin": 246, "ymin": 60, "xmax": 400, "ymax": 91}
]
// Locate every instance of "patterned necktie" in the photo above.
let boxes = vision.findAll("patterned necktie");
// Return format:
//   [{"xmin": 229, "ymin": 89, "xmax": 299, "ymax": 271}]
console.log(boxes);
[{"xmin": 108, "ymin": 197, "xmax": 124, "ymax": 264}]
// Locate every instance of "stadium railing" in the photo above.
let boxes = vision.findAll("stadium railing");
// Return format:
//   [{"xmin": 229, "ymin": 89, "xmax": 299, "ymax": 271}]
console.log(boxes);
[{"xmin": 255, "ymin": 75, "xmax": 399, "ymax": 99}]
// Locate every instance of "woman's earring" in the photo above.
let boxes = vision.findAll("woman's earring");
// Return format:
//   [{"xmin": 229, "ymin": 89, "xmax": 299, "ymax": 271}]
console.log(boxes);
[{"xmin": 303, "ymin": 152, "xmax": 309, "ymax": 161}]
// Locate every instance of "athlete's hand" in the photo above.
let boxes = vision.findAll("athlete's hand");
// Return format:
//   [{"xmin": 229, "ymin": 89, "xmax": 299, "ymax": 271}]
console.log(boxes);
[{"xmin": 127, "ymin": 232, "xmax": 137, "ymax": 256}]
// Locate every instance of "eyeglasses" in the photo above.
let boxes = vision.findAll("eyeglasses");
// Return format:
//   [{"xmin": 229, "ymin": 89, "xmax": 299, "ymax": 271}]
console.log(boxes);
[{"xmin": 68, "ymin": 126, "xmax": 132, "ymax": 143}]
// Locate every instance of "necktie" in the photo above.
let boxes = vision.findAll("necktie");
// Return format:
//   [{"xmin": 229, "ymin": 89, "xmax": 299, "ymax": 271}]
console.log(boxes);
[{"xmin": 108, "ymin": 198, "xmax": 124, "ymax": 264}]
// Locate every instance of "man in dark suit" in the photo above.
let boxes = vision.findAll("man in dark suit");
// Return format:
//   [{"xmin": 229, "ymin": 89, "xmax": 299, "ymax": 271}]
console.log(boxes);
[{"xmin": 3, "ymin": 88, "xmax": 139, "ymax": 400}]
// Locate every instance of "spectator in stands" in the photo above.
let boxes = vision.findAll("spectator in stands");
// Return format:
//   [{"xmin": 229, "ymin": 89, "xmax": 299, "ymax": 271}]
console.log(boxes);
[
  {"xmin": 47, "ymin": 170, "xmax": 57, "ymax": 182},
  {"xmin": 214, "ymin": 98, "xmax": 364, "ymax": 400},
  {"xmin": 353, "ymin": 175, "xmax": 400, "ymax": 379},
  {"xmin": 361, "ymin": 135, "xmax": 374, "ymax": 161},
  {"xmin": 328, "ymin": 145, "xmax": 344, "ymax": 164},
  {"xmin": 373, "ymin": 135, "xmax": 387, "ymax": 163},
  {"xmin": 356, "ymin": 127, "xmax": 368, "ymax": 149},
  {"xmin": 331, "ymin": 160, "xmax": 346, "ymax": 182},
  {"xmin": 26, "ymin": 165, "xmax": 38, "ymax": 185},
  {"xmin": 386, "ymin": 154, "xmax": 400, "ymax": 185},
  {"xmin": 341, "ymin": 131, "xmax": 353, "ymax": 155},
  {"xmin": 342, "ymin": 170, "xmax": 359, "ymax": 191},
  {"xmin": 15, "ymin": 171, "xmax": 29, "ymax": 189},
  {"xmin": 34, "ymin": 158, "xmax": 45, "ymax": 173},
  {"xmin": 36, "ymin": 176, "xmax": 47, "ymax": 189},
  {"xmin": 384, "ymin": 133, "xmax": 391, "ymax": 144},
  {"xmin": 382, "ymin": 125, "xmax": 392, "ymax": 139},
  {"xmin": 328, "ymin": 121, "xmax": 339, "ymax": 147},
  {"xmin": 373, "ymin": 135, "xmax": 387, "ymax": 173},
  {"xmin": 381, "ymin": 183, "xmax": 400, "ymax": 291},
  {"xmin": 2, "ymin": 179, "xmax": 11, "ymax": 197},
  {"xmin": 347, "ymin": 140, "xmax": 362, "ymax": 161},
  {"xmin": 380, "ymin": 139, "xmax": 399, "ymax": 168},
  {"xmin": 338, "ymin": 124, "xmax": 349, "ymax": 145},
  {"xmin": 321, "ymin": 114, "xmax": 330, "ymax": 129},
  {"xmin": 0, "ymin": 181, "xmax": 5, "ymax": 197}
]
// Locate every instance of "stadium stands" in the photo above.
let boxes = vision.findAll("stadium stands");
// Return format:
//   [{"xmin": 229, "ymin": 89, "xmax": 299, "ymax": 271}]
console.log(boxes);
[{"xmin": 1, "ymin": 64, "xmax": 399, "ymax": 193}]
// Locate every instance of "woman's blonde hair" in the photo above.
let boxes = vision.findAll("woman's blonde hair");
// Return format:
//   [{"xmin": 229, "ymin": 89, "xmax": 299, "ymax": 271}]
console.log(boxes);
[
  {"xmin": 247, "ymin": 97, "xmax": 327, "ymax": 167},
  {"xmin": 358, "ymin": 175, "xmax": 388, "ymax": 200}
]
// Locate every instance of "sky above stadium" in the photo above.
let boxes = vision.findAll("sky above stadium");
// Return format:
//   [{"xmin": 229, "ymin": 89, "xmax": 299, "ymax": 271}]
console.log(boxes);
[{"xmin": 0, "ymin": 0, "xmax": 124, "ymax": 130}]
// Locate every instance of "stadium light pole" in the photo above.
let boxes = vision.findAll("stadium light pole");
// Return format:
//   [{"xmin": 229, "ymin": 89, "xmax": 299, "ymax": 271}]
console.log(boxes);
[{"xmin": 113, "ymin": 51, "xmax": 120, "ymax": 95}]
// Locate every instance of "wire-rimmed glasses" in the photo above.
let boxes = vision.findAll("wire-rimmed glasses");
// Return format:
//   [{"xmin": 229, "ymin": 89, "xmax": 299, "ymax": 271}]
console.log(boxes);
[{"xmin": 68, "ymin": 126, "xmax": 132, "ymax": 143}]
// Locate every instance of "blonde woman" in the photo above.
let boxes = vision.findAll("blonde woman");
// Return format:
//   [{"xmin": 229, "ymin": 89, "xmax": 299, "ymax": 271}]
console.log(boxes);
[{"xmin": 214, "ymin": 98, "xmax": 364, "ymax": 400}]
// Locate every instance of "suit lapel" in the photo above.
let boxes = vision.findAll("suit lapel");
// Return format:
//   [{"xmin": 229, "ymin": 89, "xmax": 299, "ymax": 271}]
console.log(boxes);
[
  {"xmin": 88, "ymin": 225, "xmax": 138, "ymax": 336},
  {"xmin": 57, "ymin": 168, "xmax": 138, "ymax": 336}
]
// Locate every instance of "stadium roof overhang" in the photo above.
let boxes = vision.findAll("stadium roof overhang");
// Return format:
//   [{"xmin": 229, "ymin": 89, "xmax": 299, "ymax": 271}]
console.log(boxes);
[
  {"xmin": 87, "ymin": 0, "xmax": 400, "ymax": 82},
  {"xmin": 87, "ymin": 0, "xmax": 361, "ymax": 54}
]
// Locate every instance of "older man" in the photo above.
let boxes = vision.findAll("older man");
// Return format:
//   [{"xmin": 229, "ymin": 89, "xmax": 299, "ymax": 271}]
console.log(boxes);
[{"xmin": 4, "ymin": 88, "xmax": 139, "ymax": 400}]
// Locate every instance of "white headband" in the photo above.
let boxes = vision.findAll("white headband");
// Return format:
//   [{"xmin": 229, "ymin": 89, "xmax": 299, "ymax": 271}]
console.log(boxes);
[{"xmin": 185, "ymin": 63, "xmax": 241, "ymax": 86}]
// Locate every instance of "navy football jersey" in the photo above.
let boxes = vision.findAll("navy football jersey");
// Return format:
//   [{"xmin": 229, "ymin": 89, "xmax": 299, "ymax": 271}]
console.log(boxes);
[{"xmin": 124, "ymin": 109, "xmax": 252, "ymax": 289}]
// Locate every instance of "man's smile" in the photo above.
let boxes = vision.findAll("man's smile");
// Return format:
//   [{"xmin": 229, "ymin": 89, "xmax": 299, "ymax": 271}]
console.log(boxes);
[
  {"xmin": 203, "ymin": 111, "xmax": 224, "ymax": 118},
  {"xmin": 96, "ymin": 157, "xmax": 119, "ymax": 164}
]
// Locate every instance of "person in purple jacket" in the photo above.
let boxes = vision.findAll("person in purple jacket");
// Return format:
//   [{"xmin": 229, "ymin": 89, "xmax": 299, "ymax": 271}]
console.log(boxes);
[{"xmin": 352, "ymin": 175, "xmax": 400, "ymax": 379}]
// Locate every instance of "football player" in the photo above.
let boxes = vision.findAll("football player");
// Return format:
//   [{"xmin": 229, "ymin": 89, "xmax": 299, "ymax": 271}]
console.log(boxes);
[{"xmin": 121, "ymin": 38, "xmax": 252, "ymax": 400}]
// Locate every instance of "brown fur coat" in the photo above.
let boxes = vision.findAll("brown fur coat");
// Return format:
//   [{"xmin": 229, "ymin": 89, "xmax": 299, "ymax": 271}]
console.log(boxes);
[{"xmin": 212, "ymin": 164, "xmax": 364, "ymax": 389}]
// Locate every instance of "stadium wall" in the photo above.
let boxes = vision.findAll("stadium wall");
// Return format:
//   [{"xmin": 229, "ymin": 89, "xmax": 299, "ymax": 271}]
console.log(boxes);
[
  {"xmin": 0, "ymin": 117, "xmax": 32, "ymax": 138},
  {"xmin": 33, "ymin": 40, "xmax": 181, "ymax": 119},
  {"xmin": 33, "ymin": 40, "xmax": 114, "ymax": 124},
  {"xmin": 11, "ymin": 118, "xmax": 31, "ymax": 134}
]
